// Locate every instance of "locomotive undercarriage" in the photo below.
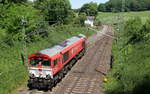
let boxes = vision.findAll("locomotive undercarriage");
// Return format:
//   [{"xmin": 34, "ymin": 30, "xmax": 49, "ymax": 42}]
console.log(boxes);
[
  {"xmin": 28, "ymin": 77, "xmax": 53, "ymax": 90},
  {"xmin": 28, "ymin": 49, "xmax": 86, "ymax": 90}
]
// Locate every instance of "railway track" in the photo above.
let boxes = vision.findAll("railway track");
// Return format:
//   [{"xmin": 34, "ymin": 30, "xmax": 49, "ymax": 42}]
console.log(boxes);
[
  {"xmin": 52, "ymin": 34, "xmax": 113, "ymax": 94},
  {"xmin": 19, "ymin": 25, "xmax": 114, "ymax": 94}
]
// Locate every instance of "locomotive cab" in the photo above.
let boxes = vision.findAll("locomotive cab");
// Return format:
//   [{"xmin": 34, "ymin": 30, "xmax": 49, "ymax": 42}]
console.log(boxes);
[
  {"xmin": 28, "ymin": 53, "xmax": 55, "ymax": 89},
  {"xmin": 28, "ymin": 53, "xmax": 53, "ymax": 79}
]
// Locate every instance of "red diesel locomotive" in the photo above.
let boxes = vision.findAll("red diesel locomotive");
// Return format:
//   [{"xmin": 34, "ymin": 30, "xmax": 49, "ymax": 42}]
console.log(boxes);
[{"xmin": 28, "ymin": 34, "xmax": 87, "ymax": 90}]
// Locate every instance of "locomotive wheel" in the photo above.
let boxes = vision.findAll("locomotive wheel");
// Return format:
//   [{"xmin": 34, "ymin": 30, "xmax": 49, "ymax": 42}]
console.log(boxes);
[
  {"xmin": 62, "ymin": 69, "xmax": 66, "ymax": 77},
  {"xmin": 28, "ymin": 84, "xmax": 33, "ymax": 90},
  {"xmin": 60, "ymin": 71, "xmax": 64, "ymax": 79},
  {"xmin": 64, "ymin": 67, "xmax": 68, "ymax": 75},
  {"xmin": 48, "ymin": 86, "xmax": 52, "ymax": 91},
  {"xmin": 57, "ymin": 72, "xmax": 63, "ymax": 83},
  {"xmin": 48, "ymin": 81, "xmax": 54, "ymax": 91},
  {"xmin": 72, "ymin": 59, "xmax": 77, "ymax": 65},
  {"xmin": 68, "ymin": 64, "xmax": 72, "ymax": 70},
  {"xmin": 28, "ymin": 79, "xmax": 34, "ymax": 90},
  {"xmin": 66, "ymin": 66, "xmax": 70, "ymax": 72},
  {"xmin": 54, "ymin": 75, "xmax": 60, "ymax": 87},
  {"xmin": 69, "ymin": 64, "xmax": 73, "ymax": 70}
]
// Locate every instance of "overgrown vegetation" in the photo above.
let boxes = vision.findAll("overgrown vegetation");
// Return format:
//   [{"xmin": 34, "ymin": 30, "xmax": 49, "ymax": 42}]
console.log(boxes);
[
  {"xmin": 101, "ymin": 14, "xmax": 150, "ymax": 94},
  {"xmin": 0, "ymin": 0, "xmax": 96, "ymax": 94},
  {"xmin": 0, "ymin": 25, "xmax": 94, "ymax": 94}
]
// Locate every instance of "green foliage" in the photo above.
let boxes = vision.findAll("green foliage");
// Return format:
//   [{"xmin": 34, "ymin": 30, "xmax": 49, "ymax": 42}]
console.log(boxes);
[
  {"xmin": 80, "ymin": 2, "xmax": 98, "ymax": 16},
  {"xmin": 0, "ymin": 3, "xmax": 46, "ymax": 43},
  {"xmin": 64, "ymin": 10, "xmax": 77, "ymax": 24},
  {"xmin": 94, "ymin": 19, "xmax": 101, "ymax": 26},
  {"xmin": 105, "ymin": 41, "xmax": 150, "ymax": 94},
  {"xmin": 35, "ymin": 0, "xmax": 72, "ymax": 25},
  {"xmin": 98, "ymin": 0, "xmax": 150, "ymax": 12},
  {"xmin": 0, "ymin": 29, "xmax": 6, "ymax": 40},
  {"xmin": 142, "ymin": 19, "xmax": 150, "ymax": 40},
  {"xmin": 124, "ymin": 18, "xmax": 150, "ymax": 44},
  {"xmin": 75, "ymin": 13, "xmax": 86, "ymax": 26},
  {"xmin": 124, "ymin": 17, "xmax": 143, "ymax": 43},
  {"xmin": 0, "ymin": 0, "xmax": 27, "ymax": 4},
  {"xmin": 103, "ymin": 16, "xmax": 150, "ymax": 94},
  {"xmin": 98, "ymin": 4, "xmax": 106, "ymax": 12}
]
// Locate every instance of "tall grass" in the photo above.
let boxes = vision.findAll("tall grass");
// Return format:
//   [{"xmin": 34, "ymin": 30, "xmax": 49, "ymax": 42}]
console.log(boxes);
[{"xmin": 0, "ymin": 25, "xmax": 95, "ymax": 94}]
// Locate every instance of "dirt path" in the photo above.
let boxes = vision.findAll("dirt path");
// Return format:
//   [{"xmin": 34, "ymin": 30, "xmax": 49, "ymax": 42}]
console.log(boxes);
[{"xmin": 19, "ymin": 25, "xmax": 114, "ymax": 94}]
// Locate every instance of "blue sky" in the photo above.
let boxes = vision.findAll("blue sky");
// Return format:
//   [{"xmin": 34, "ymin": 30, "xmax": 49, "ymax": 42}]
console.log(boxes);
[{"xmin": 70, "ymin": 0, "xmax": 109, "ymax": 9}]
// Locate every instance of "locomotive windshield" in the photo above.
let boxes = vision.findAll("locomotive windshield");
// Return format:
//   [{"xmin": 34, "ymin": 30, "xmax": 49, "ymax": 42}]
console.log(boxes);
[{"xmin": 30, "ymin": 57, "xmax": 51, "ymax": 67}]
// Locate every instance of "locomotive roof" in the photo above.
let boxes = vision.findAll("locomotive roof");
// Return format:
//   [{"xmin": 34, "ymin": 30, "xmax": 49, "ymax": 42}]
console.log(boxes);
[{"xmin": 40, "ymin": 34, "xmax": 86, "ymax": 57}]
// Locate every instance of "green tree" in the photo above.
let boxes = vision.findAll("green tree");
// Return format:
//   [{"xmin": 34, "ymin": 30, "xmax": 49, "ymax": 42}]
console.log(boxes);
[
  {"xmin": 98, "ymin": 0, "xmax": 150, "ymax": 12},
  {"xmin": 104, "ymin": 1, "xmax": 112, "ymax": 12},
  {"xmin": 129, "ymin": 0, "xmax": 141, "ymax": 11},
  {"xmin": 80, "ymin": 2, "xmax": 98, "ymax": 16},
  {"xmin": 64, "ymin": 10, "xmax": 76, "ymax": 24},
  {"xmin": 0, "ymin": 3, "xmax": 45, "ymax": 43},
  {"xmin": 35, "ymin": 0, "xmax": 72, "ymax": 25},
  {"xmin": 98, "ymin": 3, "xmax": 106, "ymax": 12},
  {"xmin": 0, "ymin": 0, "xmax": 27, "ymax": 4}
]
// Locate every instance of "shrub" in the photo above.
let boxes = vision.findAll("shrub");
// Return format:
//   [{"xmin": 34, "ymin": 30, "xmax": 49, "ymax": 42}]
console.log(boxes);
[
  {"xmin": 124, "ymin": 17, "xmax": 143, "ymax": 44},
  {"xmin": 105, "ymin": 18, "xmax": 150, "ymax": 94}
]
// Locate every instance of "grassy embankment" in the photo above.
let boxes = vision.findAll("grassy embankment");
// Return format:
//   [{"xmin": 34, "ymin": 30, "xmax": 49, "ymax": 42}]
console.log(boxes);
[
  {"xmin": 0, "ymin": 25, "xmax": 95, "ymax": 94},
  {"xmin": 96, "ymin": 11, "xmax": 150, "ymax": 25},
  {"xmin": 96, "ymin": 11, "xmax": 150, "ymax": 94}
]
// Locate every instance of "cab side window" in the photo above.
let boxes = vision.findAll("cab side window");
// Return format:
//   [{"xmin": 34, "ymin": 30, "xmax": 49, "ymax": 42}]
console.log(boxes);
[
  {"xmin": 53, "ymin": 58, "xmax": 60, "ymax": 66},
  {"xmin": 54, "ymin": 59, "xmax": 58, "ymax": 66},
  {"xmin": 63, "ymin": 51, "xmax": 69, "ymax": 63},
  {"xmin": 82, "ymin": 41, "xmax": 86, "ymax": 47}
]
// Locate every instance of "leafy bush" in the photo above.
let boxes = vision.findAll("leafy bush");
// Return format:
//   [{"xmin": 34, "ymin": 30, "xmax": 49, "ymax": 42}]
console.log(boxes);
[
  {"xmin": 76, "ymin": 13, "xmax": 87, "ymax": 26},
  {"xmin": 142, "ymin": 19, "xmax": 150, "ymax": 40},
  {"xmin": 104, "ymin": 18, "xmax": 150, "ymax": 94},
  {"xmin": 0, "ymin": 3, "xmax": 46, "ymax": 43},
  {"xmin": 124, "ymin": 17, "xmax": 143, "ymax": 44}
]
